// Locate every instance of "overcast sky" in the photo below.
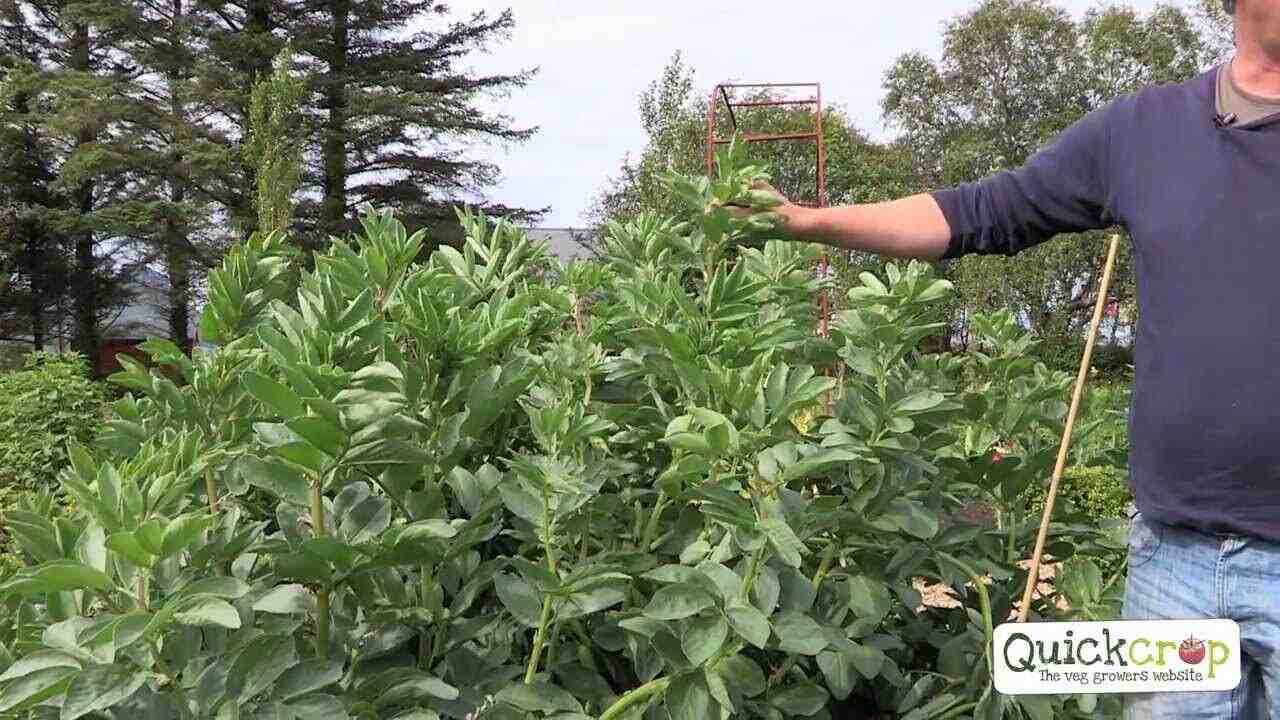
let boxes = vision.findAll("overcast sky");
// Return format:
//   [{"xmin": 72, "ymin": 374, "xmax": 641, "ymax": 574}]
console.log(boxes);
[{"xmin": 459, "ymin": 0, "xmax": 1178, "ymax": 227}]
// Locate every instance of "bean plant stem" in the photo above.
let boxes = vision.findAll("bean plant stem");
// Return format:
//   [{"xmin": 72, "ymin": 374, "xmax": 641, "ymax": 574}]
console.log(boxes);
[
  {"xmin": 812, "ymin": 539, "xmax": 838, "ymax": 587},
  {"xmin": 205, "ymin": 468, "xmax": 219, "ymax": 514},
  {"xmin": 598, "ymin": 677, "xmax": 672, "ymax": 720},
  {"xmin": 935, "ymin": 701, "xmax": 978, "ymax": 720},
  {"xmin": 310, "ymin": 480, "xmax": 330, "ymax": 657},
  {"xmin": 524, "ymin": 597, "xmax": 555, "ymax": 683},
  {"xmin": 525, "ymin": 518, "xmax": 561, "ymax": 683},
  {"xmin": 419, "ymin": 566, "xmax": 433, "ymax": 670},
  {"xmin": 640, "ymin": 492, "xmax": 668, "ymax": 550},
  {"xmin": 740, "ymin": 545, "xmax": 767, "ymax": 601},
  {"xmin": 1006, "ymin": 511, "xmax": 1017, "ymax": 565}
]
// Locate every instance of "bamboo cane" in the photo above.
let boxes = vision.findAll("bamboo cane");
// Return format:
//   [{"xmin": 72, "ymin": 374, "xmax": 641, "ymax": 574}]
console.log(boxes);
[{"xmin": 1016, "ymin": 233, "xmax": 1122, "ymax": 623}]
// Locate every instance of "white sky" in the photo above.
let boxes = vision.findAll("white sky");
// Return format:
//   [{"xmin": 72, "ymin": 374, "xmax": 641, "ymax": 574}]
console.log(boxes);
[{"xmin": 458, "ymin": 0, "xmax": 1177, "ymax": 226}]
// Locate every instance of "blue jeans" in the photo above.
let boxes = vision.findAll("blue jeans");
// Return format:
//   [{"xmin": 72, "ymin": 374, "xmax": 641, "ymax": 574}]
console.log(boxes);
[{"xmin": 1123, "ymin": 511, "xmax": 1277, "ymax": 719}]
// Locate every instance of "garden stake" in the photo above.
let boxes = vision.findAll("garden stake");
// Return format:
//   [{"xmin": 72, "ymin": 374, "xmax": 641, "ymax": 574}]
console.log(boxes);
[{"xmin": 1016, "ymin": 233, "xmax": 1122, "ymax": 623}]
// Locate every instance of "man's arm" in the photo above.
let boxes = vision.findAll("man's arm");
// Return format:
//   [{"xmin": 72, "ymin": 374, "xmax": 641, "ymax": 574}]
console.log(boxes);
[
  {"xmin": 776, "ymin": 194, "xmax": 952, "ymax": 260},
  {"xmin": 757, "ymin": 103, "xmax": 1117, "ymax": 260}
]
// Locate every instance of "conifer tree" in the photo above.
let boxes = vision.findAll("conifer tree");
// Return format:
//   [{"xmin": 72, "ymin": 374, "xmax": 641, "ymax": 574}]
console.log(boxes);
[
  {"xmin": 290, "ymin": 2, "xmax": 539, "ymax": 242},
  {"xmin": 0, "ymin": 4, "xmax": 68, "ymax": 348}
]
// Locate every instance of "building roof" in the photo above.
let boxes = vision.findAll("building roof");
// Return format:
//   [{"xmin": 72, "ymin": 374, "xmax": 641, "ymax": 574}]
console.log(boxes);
[{"xmin": 522, "ymin": 227, "xmax": 598, "ymax": 262}]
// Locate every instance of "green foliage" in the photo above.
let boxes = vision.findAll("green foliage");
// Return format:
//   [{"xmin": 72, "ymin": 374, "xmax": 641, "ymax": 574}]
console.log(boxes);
[
  {"xmin": 0, "ymin": 344, "xmax": 30, "ymax": 373},
  {"xmin": 1036, "ymin": 342, "xmax": 1133, "ymax": 382},
  {"xmin": 1038, "ymin": 376, "xmax": 1131, "ymax": 469},
  {"xmin": 247, "ymin": 43, "xmax": 307, "ymax": 237},
  {"xmin": 0, "ymin": 146, "xmax": 1125, "ymax": 719},
  {"xmin": 0, "ymin": 353, "xmax": 107, "ymax": 489},
  {"xmin": 1054, "ymin": 467, "xmax": 1132, "ymax": 519}
]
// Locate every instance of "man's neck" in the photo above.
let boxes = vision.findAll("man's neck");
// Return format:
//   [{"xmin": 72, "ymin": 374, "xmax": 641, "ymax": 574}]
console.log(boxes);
[{"xmin": 1231, "ymin": 39, "xmax": 1280, "ymax": 99}]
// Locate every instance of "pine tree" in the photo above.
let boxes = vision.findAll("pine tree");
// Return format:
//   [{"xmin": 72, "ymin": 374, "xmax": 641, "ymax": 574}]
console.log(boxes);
[
  {"xmin": 0, "ymin": 3, "xmax": 69, "ymax": 349},
  {"xmin": 6, "ymin": 0, "xmax": 142, "ymax": 359},
  {"xmin": 108, "ymin": 0, "xmax": 246, "ymax": 351},
  {"xmin": 290, "ymin": 2, "xmax": 539, "ymax": 243}
]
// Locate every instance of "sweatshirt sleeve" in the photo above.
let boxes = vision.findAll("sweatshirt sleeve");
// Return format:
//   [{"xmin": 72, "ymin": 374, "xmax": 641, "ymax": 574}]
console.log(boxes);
[{"xmin": 930, "ymin": 103, "xmax": 1116, "ymax": 259}]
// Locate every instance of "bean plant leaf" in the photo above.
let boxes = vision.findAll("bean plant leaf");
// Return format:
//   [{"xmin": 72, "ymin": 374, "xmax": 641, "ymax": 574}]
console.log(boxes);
[
  {"xmin": 665, "ymin": 672, "xmax": 712, "ymax": 720},
  {"xmin": 876, "ymin": 498, "xmax": 940, "ymax": 539},
  {"xmin": 160, "ymin": 513, "xmax": 213, "ymax": 558},
  {"xmin": 0, "ymin": 652, "xmax": 82, "ymax": 683},
  {"xmin": 773, "ymin": 612, "xmax": 828, "ymax": 655},
  {"xmin": 243, "ymin": 371, "xmax": 305, "ymax": 419},
  {"xmin": 725, "ymin": 601, "xmax": 771, "ymax": 648},
  {"xmin": 0, "ymin": 560, "xmax": 115, "ymax": 596},
  {"xmin": 276, "ymin": 658, "xmax": 345, "ymax": 701},
  {"xmin": 494, "ymin": 572, "xmax": 544, "ymax": 627},
  {"xmin": 253, "ymin": 584, "xmax": 316, "ymax": 614},
  {"xmin": 847, "ymin": 575, "xmax": 892, "ymax": 622},
  {"xmin": 644, "ymin": 584, "xmax": 714, "ymax": 621},
  {"xmin": 681, "ymin": 615, "xmax": 728, "ymax": 666},
  {"xmin": 173, "ymin": 599, "xmax": 241, "ymax": 629},
  {"xmin": 0, "ymin": 667, "xmax": 77, "ymax": 713},
  {"xmin": 718, "ymin": 655, "xmax": 767, "ymax": 698},
  {"xmin": 495, "ymin": 683, "xmax": 583, "ymax": 713},
  {"xmin": 770, "ymin": 681, "xmax": 829, "ymax": 716},
  {"xmin": 61, "ymin": 664, "xmax": 147, "ymax": 720},
  {"xmin": 760, "ymin": 516, "xmax": 805, "ymax": 568}
]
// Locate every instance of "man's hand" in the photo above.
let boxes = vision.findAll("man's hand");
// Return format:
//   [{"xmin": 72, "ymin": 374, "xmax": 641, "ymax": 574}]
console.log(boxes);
[
  {"xmin": 729, "ymin": 181, "xmax": 953, "ymax": 260},
  {"xmin": 726, "ymin": 181, "xmax": 809, "ymax": 239}
]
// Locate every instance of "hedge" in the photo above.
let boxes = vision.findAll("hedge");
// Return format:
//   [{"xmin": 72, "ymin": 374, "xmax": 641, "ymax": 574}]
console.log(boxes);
[
  {"xmin": 0, "ymin": 351, "xmax": 108, "ymax": 489},
  {"xmin": 1029, "ymin": 465, "xmax": 1133, "ymax": 519}
]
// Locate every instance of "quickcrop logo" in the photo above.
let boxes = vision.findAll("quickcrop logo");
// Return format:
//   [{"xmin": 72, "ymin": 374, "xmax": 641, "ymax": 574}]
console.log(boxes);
[{"xmin": 993, "ymin": 620, "xmax": 1241, "ymax": 695}]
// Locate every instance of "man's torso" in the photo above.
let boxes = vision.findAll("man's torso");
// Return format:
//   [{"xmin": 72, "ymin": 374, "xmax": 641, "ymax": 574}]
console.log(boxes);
[{"xmin": 1114, "ymin": 64, "xmax": 1280, "ymax": 539}]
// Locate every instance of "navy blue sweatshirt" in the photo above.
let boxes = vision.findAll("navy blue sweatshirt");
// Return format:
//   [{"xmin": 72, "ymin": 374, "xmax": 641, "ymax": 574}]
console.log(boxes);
[{"xmin": 931, "ymin": 66, "xmax": 1280, "ymax": 541}]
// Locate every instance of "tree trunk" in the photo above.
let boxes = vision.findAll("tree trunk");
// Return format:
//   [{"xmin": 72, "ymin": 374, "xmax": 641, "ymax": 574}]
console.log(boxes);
[
  {"xmin": 165, "ymin": 224, "xmax": 190, "ymax": 352},
  {"xmin": 69, "ymin": 22, "xmax": 98, "ymax": 362},
  {"xmin": 320, "ymin": 0, "xmax": 350, "ymax": 243},
  {"xmin": 14, "ymin": 88, "xmax": 47, "ymax": 351},
  {"xmin": 26, "ymin": 231, "xmax": 45, "ymax": 351}
]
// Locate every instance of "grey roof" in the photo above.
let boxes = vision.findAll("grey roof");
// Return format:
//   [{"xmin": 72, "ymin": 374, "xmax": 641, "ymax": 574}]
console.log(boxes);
[{"xmin": 522, "ymin": 227, "xmax": 598, "ymax": 262}]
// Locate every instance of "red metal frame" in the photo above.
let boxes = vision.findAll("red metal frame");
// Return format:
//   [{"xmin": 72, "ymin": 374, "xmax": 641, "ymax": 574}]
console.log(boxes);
[{"xmin": 706, "ymin": 82, "xmax": 831, "ymax": 336}]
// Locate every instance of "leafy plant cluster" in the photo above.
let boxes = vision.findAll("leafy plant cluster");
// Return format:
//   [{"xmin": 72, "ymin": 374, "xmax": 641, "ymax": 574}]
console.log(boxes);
[
  {"xmin": 1028, "ymin": 467, "xmax": 1131, "ymax": 521},
  {"xmin": 0, "ymin": 145, "xmax": 1126, "ymax": 719},
  {"xmin": 0, "ymin": 353, "xmax": 108, "ymax": 489}
]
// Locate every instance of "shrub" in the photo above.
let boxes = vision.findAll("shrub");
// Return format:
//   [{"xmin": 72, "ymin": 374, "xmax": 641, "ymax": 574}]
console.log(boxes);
[
  {"xmin": 0, "ymin": 342, "xmax": 30, "ymax": 372},
  {"xmin": 0, "ymin": 146, "xmax": 1124, "ymax": 719},
  {"xmin": 0, "ymin": 352, "xmax": 108, "ymax": 489},
  {"xmin": 1036, "ymin": 339, "xmax": 1133, "ymax": 383},
  {"xmin": 1028, "ymin": 466, "xmax": 1132, "ymax": 519}
]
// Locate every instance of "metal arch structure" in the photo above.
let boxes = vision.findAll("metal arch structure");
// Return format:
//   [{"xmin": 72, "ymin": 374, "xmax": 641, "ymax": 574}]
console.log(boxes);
[
  {"xmin": 705, "ymin": 81, "xmax": 832, "ymax": 337},
  {"xmin": 704, "ymin": 82, "xmax": 827, "ymax": 208}
]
